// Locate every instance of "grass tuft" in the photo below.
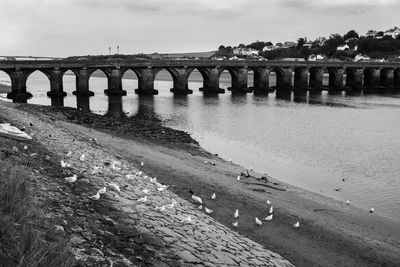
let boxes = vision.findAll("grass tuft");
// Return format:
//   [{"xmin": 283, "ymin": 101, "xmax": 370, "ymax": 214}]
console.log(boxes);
[{"xmin": 0, "ymin": 162, "xmax": 75, "ymax": 266}]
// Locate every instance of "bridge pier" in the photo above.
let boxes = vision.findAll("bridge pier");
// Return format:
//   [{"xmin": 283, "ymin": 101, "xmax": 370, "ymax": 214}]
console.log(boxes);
[
  {"xmin": 293, "ymin": 67, "xmax": 308, "ymax": 95},
  {"xmin": 345, "ymin": 68, "xmax": 363, "ymax": 94},
  {"xmin": 251, "ymin": 67, "xmax": 270, "ymax": 95},
  {"xmin": 105, "ymin": 95, "xmax": 126, "ymax": 118},
  {"xmin": 170, "ymin": 68, "xmax": 193, "ymax": 95},
  {"xmin": 380, "ymin": 68, "xmax": 394, "ymax": 93},
  {"xmin": 228, "ymin": 67, "xmax": 251, "ymax": 94},
  {"xmin": 199, "ymin": 67, "xmax": 225, "ymax": 95},
  {"xmin": 104, "ymin": 68, "xmax": 127, "ymax": 96},
  {"xmin": 328, "ymin": 67, "xmax": 344, "ymax": 93},
  {"xmin": 275, "ymin": 67, "xmax": 292, "ymax": 96},
  {"xmin": 73, "ymin": 68, "xmax": 95, "ymax": 97},
  {"xmin": 309, "ymin": 67, "xmax": 324, "ymax": 94},
  {"xmin": 46, "ymin": 69, "xmax": 67, "ymax": 107},
  {"xmin": 363, "ymin": 68, "xmax": 381, "ymax": 93},
  {"xmin": 394, "ymin": 68, "xmax": 400, "ymax": 89},
  {"xmin": 135, "ymin": 67, "xmax": 159, "ymax": 95},
  {"xmin": 6, "ymin": 70, "xmax": 32, "ymax": 103}
]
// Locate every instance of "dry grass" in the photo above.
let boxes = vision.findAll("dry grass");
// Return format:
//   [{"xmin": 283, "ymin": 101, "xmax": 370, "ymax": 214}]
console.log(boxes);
[{"xmin": 0, "ymin": 161, "xmax": 75, "ymax": 267}]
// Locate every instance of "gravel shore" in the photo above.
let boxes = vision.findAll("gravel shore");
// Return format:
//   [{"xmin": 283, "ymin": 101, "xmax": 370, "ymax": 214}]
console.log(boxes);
[{"xmin": 1, "ymin": 101, "xmax": 400, "ymax": 266}]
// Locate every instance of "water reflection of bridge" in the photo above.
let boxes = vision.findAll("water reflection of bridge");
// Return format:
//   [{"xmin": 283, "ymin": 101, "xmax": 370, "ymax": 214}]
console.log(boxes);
[{"xmin": 1, "ymin": 59, "xmax": 400, "ymax": 110}]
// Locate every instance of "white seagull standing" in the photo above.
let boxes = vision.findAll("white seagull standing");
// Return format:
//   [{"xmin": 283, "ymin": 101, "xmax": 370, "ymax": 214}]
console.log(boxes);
[
  {"xmin": 237, "ymin": 175, "xmax": 241, "ymax": 181},
  {"xmin": 65, "ymin": 174, "xmax": 77, "ymax": 183},
  {"xmin": 234, "ymin": 209, "xmax": 239, "ymax": 218},
  {"xmin": 88, "ymin": 192, "xmax": 100, "ymax": 200},
  {"xmin": 61, "ymin": 160, "xmax": 68, "ymax": 168},
  {"xmin": 346, "ymin": 200, "xmax": 350, "ymax": 205},
  {"xmin": 66, "ymin": 151, "xmax": 72, "ymax": 157},
  {"xmin": 140, "ymin": 161, "xmax": 144, "ymax": 166},
  {"xmin": 293, "ymin": 221, "xmax": 300, "ymax": 228},
  {"xmin": 211, "ymin": 192, "xmax": 216, "ymax": 200},
  {"xmin": 232, "ymin": 221, "xmax": 238, "ymax": 227},
  {"xmin": 98, "ymin": 187, "xmax": 106, "ymax": 194},
  {"xmin": 137, "ymin": 196, "xmax": 147, "ymax": 202},
  {"xmin": 108, "ymin": 183, "xmax": 121, "ymax": 193},
  {"xmin": 255, "ymin": 217, "xmax": 263, "ymax": 225},
  {"xmin": 191, "ymin": 194, "xmax": 202, "ymax": 204},
  {"xmin": 205, "ymin": 207, "xmax": 213, "ymax": 214},
  {"xmin": 269, "ymin": 206, "xmax": 274, "ymax": 214},
  {"xmin": 264, "ymin": 214, "xmax": 273, "ymax": 221},
  {"xmin": 370, "ymin": 208, "xmax": 375, "ymax": 213},
  {"xmin": 80, "ymin": 154, "xmax": 85, "ymax": 161},
  {"xmin": 267, "ymin": 200, "xmax": 271, "ymax": 205},
  {"xmin": 180, "ymin": 215, "xmax": 191, "ymax": 224}
]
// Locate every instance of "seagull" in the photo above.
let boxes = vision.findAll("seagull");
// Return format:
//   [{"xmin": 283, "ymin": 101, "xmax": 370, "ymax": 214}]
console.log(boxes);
[
  {"xmin": 142, "ymin": 189, "xmax": 149, "ymax": 194},
  {"xmin": 149, "ymin": 177, "xmax": 157, "ymax": 183},
  {"xmin": 157, "ymin": 184, "xmax": 168, "ymax": 192},
  {"xmin": 12, "ymin": 146, "xmax": 19, "ymax": 153},
  {"xmin": 126, "ymin": 174, "xmax": 135, "ymax": 180},
  {"xmin": 234, "ymin": 209, "xmax": 239, "ymax": 218},
  {"xmin": 66, "ymin": 151, "xmax": 72, "ymax": 157},
  {"xmin": 293, "ymin": 221, "xmax": 300, "ymax": 228},
  {"xmin": 255, "ymin": 217, "xmax": 263, "ymax": 225},
  {"xmin": 140, "ymin": 161, "xmax": 144, "ymax": 166},
  {"xmin": 198, "ymin": 205, "xmax": 203, "ymax": 210},
  {"xmin": 80, "ymin": 154, "xmax": 85, "ymax": 161},
  {"xmin": 346, "ymin": 200, "xmax": 350, "ymax": 205},
  {"xmin": 211, "ymin": 192, "xmax": 216, "ymax": 200},
  {"xmin": 155, "ymin": 205, "xmax": 166, "ymax": 211},
  {"xmin": 369, "ymin": 208, "xmax": 374, "ymax": 213},
  {"xmin": 205, "ymin": 207, "xmax": 213, "ymax": 214},
  {"xmin": 167, "ymin": 199, "xmax": 177, "ymax": 209},
  {"xmin": 64, "ymin": 174, "xmax": 77, "ymax": 183},
  {"xmin": 23, "ymin": 145, "xmax": 28, "ymax": 150},
  {"xmin": 267, "ymin": 200, "xmax": 271, "ymax": 205},
  {"xmin": 137, "ymin": 171, "xmax": 143, "ymax": 176},
  {"xmin": 91, "ymin": 166, "xmax": 101, "ymax": 175},
  {"xmin": 137, "ymin": 196, "xmax": 147, "ymax": 202},
  {"xmin": 191, "ymin": 194, "xmax": 202, "ymax": 204},
  {"xmin": 264, "ymin": 214, "xmax": 273, "ymax": 221},
  {"xmin": 111, "ymin": 161, "xmax": 121, "ymax": 171},
  {"xmin": 180, "ymin": 215, "xmax": 191, "ymax": 224},
  {"xmin": 108, "ymin": 183, "xmax": 121, "ymax": 193},
  {"xmin": 98, "ymin": 187, "xmax": 106, "ymax": 194},
  {"xmin": 61, "ymin": 160, "xmax": 68, "ymax": 168},
  {"xmin": 88, "ymin": 192, "xmax": 100, "ymax": 200},
  {"xmin": 232, "ymin": 221, "xmax": 238, "ymax": 227},
  {"xmin": 237, "ymin": 175, "xmax": 241, "ymax": 181},
  {"xmin": 269, "ymin": 207, "xmax": 274, "ymax": 214}
]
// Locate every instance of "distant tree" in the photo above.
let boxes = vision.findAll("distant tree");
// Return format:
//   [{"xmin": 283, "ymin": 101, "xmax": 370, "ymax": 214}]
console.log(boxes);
[
  {"xmin": 376, "ymin": 31, "xmax": 384, "ymax": 37},
  {"xmin": 297, "ymin": 38, "xmax": 306, "ymax": 49},
  {"xmin": 344, "ymin": 30, "xmax": 359, "ymax": 40},
  {"xmin": 238, "ymin": 43, "xmax": 246, "ymax": 48},
  {"xmin": 247, "ymin": 40, "xmax": 265, "ymax": 51},
  {"xmin": 265, "ymin": 41, "xmax": 273, "ymax": 47},
  {"xmin": 298, "ymin": 46, "xmax": 311, "ymax": 60}
]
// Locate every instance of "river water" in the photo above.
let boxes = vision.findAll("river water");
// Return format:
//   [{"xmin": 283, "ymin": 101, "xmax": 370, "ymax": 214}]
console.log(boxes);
[{"xmin": 1, "ymin": 70, "xmax": 400, "ymax": 222}]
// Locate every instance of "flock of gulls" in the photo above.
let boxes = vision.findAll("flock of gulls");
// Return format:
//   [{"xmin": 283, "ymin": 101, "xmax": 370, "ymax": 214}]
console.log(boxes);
[{"xmin": 61, "ymin": 149, "xmax": 305, "ymax": 231}]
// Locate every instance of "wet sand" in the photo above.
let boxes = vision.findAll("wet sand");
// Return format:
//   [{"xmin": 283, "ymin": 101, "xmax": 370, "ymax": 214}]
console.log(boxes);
[{"xmin": 7, "ymin": 102, "xmax": 400, "ymax": 266}]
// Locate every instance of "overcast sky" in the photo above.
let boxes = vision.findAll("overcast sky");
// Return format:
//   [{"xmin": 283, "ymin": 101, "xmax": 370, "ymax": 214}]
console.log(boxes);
[{"xmin": 0, "ymin": 0, "xmax": 399, "ymax": 57}]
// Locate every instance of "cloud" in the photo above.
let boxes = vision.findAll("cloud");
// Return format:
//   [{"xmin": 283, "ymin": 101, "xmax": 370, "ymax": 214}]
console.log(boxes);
[{"xmin": 281, "ymin": 0, "xmax": 398, "ymax": 9}]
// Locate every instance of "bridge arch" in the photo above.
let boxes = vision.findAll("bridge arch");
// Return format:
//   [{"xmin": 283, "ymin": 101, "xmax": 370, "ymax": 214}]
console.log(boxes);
[
  {"xmin": 25, "ymin": 70, "xmax": 51, "ymax": 105},
  {"xmin": 0, "ymin": 70, "xmax": 12, "ymax": 94},
  {"xmin": 154, "ymin": 68, "xmax": 174, "ymax": 93},
  {"xmin": 121, "ymin": 68, "xmax": 138, "ymax": 95},
  {"xmin": 187, "ymin": 67, "xmax": 204, "ymax": 92},
  {"xmin": 88, "ymin": 68, "xmax": 109, "ymax": 94}
]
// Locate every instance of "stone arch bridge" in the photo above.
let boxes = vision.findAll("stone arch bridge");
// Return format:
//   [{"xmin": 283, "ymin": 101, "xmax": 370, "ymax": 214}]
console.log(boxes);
[{"xmin": 1, "ymin": 59, "xmax": 399, "ymax": 107}]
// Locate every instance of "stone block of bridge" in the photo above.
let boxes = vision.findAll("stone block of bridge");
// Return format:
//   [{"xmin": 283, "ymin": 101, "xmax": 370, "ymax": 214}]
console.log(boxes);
[
  {"xmin": 7, "ymin": 92, "xmax": 33, "ymax": 103},
  {"xmin": 105, "ymin": 96, "xmax": 126, "ymax": 118},
  {"xmin": 345, "ymin": 68, "xmax": 363, "ymax": 95},
  {"xmin": 170, "ymin": 88, "xmax": 193, "ymax": 95},
  {"xmin": 104, "ymin": 89, "xmax": 127, "ymax": 96},
  {"xmin": 309, "ymin": 67, "xmax": 324, "ymax": 94},
  {"xmin": 328, "ymin": 67, "xmax": 344, "ymax": 93},
  {"xmin": 251, "ymin": 67, "xmax": 270, "ymax": 95},
  {"xmin": 363, "ymin": 68, "xmax": 381, "ymax": 93},
  {"xmin": 47, "ymin": 90, "xmax": 67, "ymax": 107}
]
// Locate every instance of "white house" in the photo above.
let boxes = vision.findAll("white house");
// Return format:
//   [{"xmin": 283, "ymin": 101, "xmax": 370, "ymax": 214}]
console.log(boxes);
[
  {"xmin": 233, "ymin": 48, "xmax": 259, "ymax": 56},
  {"xmin": 337, "ymin": 44, "xmax": 349, "ymax": 51},
  {"xmin": 308, "ymin": 54, "xmax": 325, "ymax": 61},
  {"xmin": 384, "ymin": 27, "xmax": 400, "ymax": 38},
  {"xmin": 354, "ymin": 54, "xmax": 370, "ymax": 61}
]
